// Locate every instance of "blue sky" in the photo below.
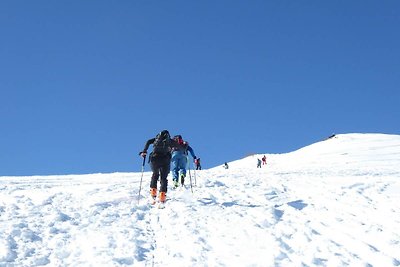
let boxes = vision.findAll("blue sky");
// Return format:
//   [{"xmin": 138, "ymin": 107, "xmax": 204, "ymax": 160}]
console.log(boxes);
[{"xmin": 1, "ymin": 1, "xmax": 399, "ymax": 176}]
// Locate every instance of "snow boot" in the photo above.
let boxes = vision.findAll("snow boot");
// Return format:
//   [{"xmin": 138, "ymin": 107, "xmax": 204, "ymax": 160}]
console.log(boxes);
[
  {"xmin": 180, "ymin": 174, "xmax": 185, "ymax": 186},
  {"xmin": 159, "ymin": 192, "xmax": 166, "ymax": 203},
  {"xmin": 150, "ymin": 188, "xmax": 157, "ymax": 204},
  {"xmin": 150, "ymin": 188, "xmax": 157, "ymax": 197},
  {"xmin": 173, "ymin": 179, "xmax": 179, "ymax": 188}
]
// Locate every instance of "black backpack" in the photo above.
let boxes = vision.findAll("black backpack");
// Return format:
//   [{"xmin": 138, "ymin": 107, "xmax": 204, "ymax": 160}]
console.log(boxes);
[{"xmin": 152, "ymin": 130, "xmax": 171, "ymax": 155}]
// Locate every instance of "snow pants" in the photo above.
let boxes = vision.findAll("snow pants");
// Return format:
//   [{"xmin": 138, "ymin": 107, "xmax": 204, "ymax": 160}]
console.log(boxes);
[
  {"xmin": 171, "ymin": 152, "xmax": 188, "ymax": 181},
  {"xmin": 149, "ymin": 154, "xmax": 171, "ymax": 192}
]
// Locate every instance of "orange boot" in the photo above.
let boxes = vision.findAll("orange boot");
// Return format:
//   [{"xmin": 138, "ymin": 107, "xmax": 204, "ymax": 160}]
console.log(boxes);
[
  {"xmin": 150, "ymin": 188, "xmax": 157, "ymax": 204},
  {"xmin": 159, "ymin": 192, "xmax": 167, "ymax": 203},
  {"xmin": 150, "ymin": 188, "xmax": 157, "ymax": 198}
]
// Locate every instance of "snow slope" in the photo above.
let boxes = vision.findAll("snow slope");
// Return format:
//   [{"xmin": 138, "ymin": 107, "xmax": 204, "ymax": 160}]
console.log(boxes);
[{"xmin": 1, "ymin": 133, "xmax": 399, "ymax": 266}]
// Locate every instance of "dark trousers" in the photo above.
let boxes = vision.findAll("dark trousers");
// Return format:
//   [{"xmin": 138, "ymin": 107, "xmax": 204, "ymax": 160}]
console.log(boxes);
[{"xmin": 149, "ymin": 154, "xmax": 171, "ymax": 192}]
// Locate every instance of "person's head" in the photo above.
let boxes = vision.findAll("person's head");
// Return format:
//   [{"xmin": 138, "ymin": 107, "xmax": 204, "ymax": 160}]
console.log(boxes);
[
  {"xmin": 173, "ymin": 135, "xmax": 184, "ymax": 144},
  {"xmin": 160, "ymin": 130, "xmax": 169, "ymax": 136},
  {"xmin": 157, "ymin": 130, "xmax": 170, "ymax": 139}
]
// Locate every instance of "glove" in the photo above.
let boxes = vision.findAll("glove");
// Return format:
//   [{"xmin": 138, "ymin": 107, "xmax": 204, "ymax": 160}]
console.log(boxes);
[{"xmin": 139, "ymin": 151, "xmax": 147, "ymax": 158}]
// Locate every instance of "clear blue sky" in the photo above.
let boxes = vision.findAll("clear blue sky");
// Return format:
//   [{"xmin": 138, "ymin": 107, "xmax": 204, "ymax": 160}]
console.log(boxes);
[{"xmin": 1, "ymin": 1, "xmax": 399, "ymax": 176}]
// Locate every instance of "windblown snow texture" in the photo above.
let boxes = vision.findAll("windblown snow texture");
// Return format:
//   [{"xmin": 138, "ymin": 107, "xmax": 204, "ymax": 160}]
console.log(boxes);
[{"xmin": 1, "ymin": 133, "xmax": 399, "ymax": 266}]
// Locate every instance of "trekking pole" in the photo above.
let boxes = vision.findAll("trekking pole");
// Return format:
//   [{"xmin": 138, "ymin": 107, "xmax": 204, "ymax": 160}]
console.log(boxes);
[
  {"xmin": 137, "ymin": 155, "xmax": 146, "ymax": 204},
  {"xmin": 187, "ymin": 156, "xmax": 193, "ymax": 193},
  {"xmin": 194, "ymin": 162, "xmax": 197, "ymax": 186}
]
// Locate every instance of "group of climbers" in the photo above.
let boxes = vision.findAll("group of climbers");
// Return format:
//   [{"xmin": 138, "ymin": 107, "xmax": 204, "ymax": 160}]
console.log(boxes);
[
  {"xmin": 139, "ymin": 130, "xmax": 272, "ymax": 205},
  {"xmin": 257, "ymin": 155, "xmax": 267, "ymax": 168},
  {"xmin": 139, "ymin": 130, "xmax": 198, "ymax": 204}
]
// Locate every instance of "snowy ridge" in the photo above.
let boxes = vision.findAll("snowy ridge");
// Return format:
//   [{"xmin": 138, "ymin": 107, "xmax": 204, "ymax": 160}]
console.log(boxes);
[{"xmin": 1, "ymin": 133, "xmax": 400, "ymax": 266}]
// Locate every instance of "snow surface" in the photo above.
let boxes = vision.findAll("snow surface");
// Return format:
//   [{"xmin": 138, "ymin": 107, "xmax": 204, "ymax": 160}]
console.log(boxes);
[{"xmin": 1, "ymin": 133, "xmax": 400, "ymax": 266}]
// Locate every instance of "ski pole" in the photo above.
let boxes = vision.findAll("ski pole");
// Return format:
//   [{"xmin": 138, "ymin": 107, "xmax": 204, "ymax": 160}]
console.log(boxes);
[
  {"xmin": 187, "ymin": 156, "xmax": 193, "ymax": 193},
  {"xmin": 138, "ymin": 155, "xmax": 146, "ymax": 204},
  {"xmin": 194, "ymin": 162, "xmax": 197, "ymax": 186}
]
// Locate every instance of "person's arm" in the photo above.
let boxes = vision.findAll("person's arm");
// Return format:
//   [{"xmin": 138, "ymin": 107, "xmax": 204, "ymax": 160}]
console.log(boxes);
[
  {"xmin": 139, "ymin": 138, "xmax": 155, "ymax": 156},
  {"xmin": 187, "ymin": 145, "xmax": 196, "ymax": 159}
]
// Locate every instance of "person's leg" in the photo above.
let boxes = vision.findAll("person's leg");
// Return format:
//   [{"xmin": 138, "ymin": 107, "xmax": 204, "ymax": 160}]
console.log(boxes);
[
  {"xmin": 149, "ymin": 160, "xmax": 160, "ymax": 198},
  {"xmin": 171, "ymin": 154, "xmax": 179, "ymax": 182},
  {"xmin": 179, "ymin": 156, "xmax": 188, "ymax": 176},
  {"xmin": 179, "ymin": 156, "xmax": 188, "ymax": 184},
  {"xmin": 159, "ymin": 162, "xmax": 170, "ymax": 192},
  {"xmin": 159, "ymin": 158, "xmax": 170, "ymax": 202}
]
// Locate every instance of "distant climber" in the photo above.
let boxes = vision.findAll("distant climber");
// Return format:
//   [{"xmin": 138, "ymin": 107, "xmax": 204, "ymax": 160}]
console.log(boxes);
[
  {"xmin": 262, "ymin": 155, "xmax": 267, "ymax": 165},
  {"xmin": 195, "ymin": 157, "xmax": 202, "ymax": 170}
]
